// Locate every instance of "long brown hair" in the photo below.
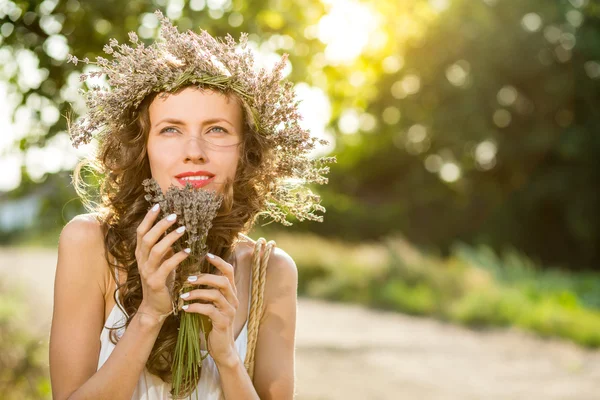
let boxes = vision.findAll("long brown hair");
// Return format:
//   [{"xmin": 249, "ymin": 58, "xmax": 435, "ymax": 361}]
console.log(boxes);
[{"xmin": 72, "ymin": 85, "xmax": 273, "ymax": 383}]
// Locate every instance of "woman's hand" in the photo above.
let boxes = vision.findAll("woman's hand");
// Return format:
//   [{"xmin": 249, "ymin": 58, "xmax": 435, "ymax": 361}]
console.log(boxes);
[
  {"xmin": 135, "ymin": 204, "xmax": 190, "ymax": 323},
  {"xmin": 180, "ymin": 253, "xmax": 240, "ymax": 365}
]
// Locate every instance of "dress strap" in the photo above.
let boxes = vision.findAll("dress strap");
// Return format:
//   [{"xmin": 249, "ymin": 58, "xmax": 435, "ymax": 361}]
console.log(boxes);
[{"xmin": 243, "ymin": 237, "xmax": 276, "ymax": 380}]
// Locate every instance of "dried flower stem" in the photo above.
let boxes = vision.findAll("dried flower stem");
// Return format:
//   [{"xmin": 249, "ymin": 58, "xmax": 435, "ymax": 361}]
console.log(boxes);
[{"xmin": 143, "ymin": 178, "xmax": 222, "ymax": 398}]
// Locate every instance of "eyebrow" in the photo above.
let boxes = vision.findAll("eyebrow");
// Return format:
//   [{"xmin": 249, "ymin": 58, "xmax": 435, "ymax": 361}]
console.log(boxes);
[{"xmin": 153, "ymin": 117, "xmax": 236, "ymax": 130}]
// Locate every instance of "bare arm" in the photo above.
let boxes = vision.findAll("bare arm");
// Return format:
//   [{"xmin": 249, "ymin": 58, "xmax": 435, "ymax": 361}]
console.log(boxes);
[
  {"xmin": 218, "ymin": 247, "xmax": 297, "ymax": 400},
  {"xmin": 179, "ymin": 244, "xmax": 298, "ymax": 399},
  {"xmin": 50, "ymin": 208, "xmax": 188, "ymax": 399}
]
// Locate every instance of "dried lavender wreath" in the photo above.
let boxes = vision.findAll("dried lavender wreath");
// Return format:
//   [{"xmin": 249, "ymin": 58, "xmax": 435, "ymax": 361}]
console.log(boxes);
[
  {"xmin": 68, "ymin": 9, "xmax": 334, "ymax": 227},
  {"xmin": 143, "ymin": 178, "xmax": 222, "ymax": 398}
]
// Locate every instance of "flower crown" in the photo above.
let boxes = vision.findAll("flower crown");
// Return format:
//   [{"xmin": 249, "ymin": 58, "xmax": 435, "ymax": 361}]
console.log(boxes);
[{"xmin": 67, "ymin": 10, "xmax": 334, "ymax": 225}]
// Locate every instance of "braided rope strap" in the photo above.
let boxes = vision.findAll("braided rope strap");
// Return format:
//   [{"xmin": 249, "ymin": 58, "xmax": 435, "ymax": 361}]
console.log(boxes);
[{"xmin": 243, "ymin": 237, "xmax": 276, "ymax": 380}]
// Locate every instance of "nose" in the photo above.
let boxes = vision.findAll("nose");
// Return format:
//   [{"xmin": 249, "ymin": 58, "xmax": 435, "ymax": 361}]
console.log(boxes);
[{"xmin": 183, "ymin": 135, "xmax": 208, "ymax": 163}]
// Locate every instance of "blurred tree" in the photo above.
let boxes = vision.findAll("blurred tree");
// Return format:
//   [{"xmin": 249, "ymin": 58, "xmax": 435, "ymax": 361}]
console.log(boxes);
[
  {"xmin": 0, "ymin": 0, "xmax": 327, "ymax": 242},
  {"xmin": 305, "ymin": 0, "xmax": 600, "ymax": 270},
  {"xmin": 1, "ymin": 0, "xmax": 599, "ymax": 270}
]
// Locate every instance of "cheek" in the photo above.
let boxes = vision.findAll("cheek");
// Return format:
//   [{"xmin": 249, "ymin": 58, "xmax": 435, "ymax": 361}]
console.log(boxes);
[
  {"xmin": 147, "ymin": 138, "xmax": 173, "ymax": 167},
  {"xmin": 229, "ymin": 151, "xmax": 241, "ymax": 178},
  {"xmin": 146, "ymin": 140, "xmax": 172, "ymax": 188},
  {"xmin": 146, "ymin": 142, "xmax": 159, "ymax": 172}
]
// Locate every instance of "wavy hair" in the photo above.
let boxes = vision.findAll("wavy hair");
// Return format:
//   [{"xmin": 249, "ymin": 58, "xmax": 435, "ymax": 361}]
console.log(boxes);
[{"xmin": 72, "ymin": 85, "xmax": 273, "ymax": 385}]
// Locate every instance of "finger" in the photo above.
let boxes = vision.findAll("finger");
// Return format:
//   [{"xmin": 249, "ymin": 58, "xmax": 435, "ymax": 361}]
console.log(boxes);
[
  {"xmin": 136, "ymin": 203, "xmax": 162, "ymax": 250},
  {"xmin": 205, "ymin": 253, "xmax": 237, "ymax": 295},
  {"xmin": 155, "ymin": 248, "xmax": 191, "ymax": 283},
  {"xmin": 161, "ymin": 248, "xmax": 175, "ymax": 270},
  {"xmin": 148, "ymin": 224, "xmax": 187, "ymax": 267},
  {"xmin": 139, "ymin": 213, "xmax": 179, "ymax": 256},
  {"xmin": 181, "ymin": 303, "xmax": 227, "ymax": 327},
  {"xmin": 182, "ymin": 288, "xmax": 237, "ymax": 312},
  {"xmin": 187, "ymin": 274, "xmax": 237, "ymax": 306}
]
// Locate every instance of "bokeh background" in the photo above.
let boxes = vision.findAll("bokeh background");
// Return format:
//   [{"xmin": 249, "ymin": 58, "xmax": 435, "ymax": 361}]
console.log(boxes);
[{"xmin": 1, "ymin": 0, "xmax": 600, "ymax": 399}]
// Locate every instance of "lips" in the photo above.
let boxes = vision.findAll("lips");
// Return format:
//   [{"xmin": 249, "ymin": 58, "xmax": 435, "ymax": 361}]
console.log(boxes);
[{"xmin": 175, "ymin": 171, "xmax": 215, "ymax": 189}]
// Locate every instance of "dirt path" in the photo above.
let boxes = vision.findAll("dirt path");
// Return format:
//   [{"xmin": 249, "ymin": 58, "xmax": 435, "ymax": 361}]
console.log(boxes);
[{"xmin": 1, "ymin": 247, "xmax": 600, "ymax": 399}]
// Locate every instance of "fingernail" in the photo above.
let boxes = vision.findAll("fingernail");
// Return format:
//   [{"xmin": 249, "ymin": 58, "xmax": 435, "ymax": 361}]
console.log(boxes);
[
  {"xmin": 187, "ymin": 275, "xmax": 198, "ymax": 282},
  {"xmin": 182, "ymin": 305, "xmax": 189, "ymax": 310},
  {"xmin": 176, "ymin": 225, "xmax": 186, "ymax": 234},
  {"xmin": 151, "ymin": 203, "xmax": 159, "ymax": 212},
  {"xmin": 167, "ymin": 213, "xmax": 177, "ymax": 222},
  {"xmin": 184, "ymin": 248, "xmax": 191, "ymax": 254},
  {"xmin": 180, "ymin": 292, "xmax": 190, "ymax": 299},
  {"xmin": 207, "ymin": 253, "xmax": 215, "ymax": 259}
]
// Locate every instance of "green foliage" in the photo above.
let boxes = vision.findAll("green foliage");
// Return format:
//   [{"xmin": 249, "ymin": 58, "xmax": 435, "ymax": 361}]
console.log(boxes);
[
  {"xmin": 453, "ymin": 242, "xmax": 600, "ymax": 310},
  {"xmin": 287, "ymin": 0, "xmax": 600, "ymax": 271},
  {"xmin": 0, "ymin": 279, "xmax": 51, "ymax": 399},
  {"xmin": 275, "ymin": 232, "xmax": 600, "ymax": 348},
  {"xmin": 374, "ymin": 280, "xmax": 437, "ymax": 316},
  {"xmin": 1, "ymin": 0, "xmax": 599, "ymax": 279},
  {"xmin": 448, "ymin": 288, "xmax": 518, "ymax": 327}
]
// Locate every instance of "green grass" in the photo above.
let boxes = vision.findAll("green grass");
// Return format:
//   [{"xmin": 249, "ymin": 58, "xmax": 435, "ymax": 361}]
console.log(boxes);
[
  {"xmin": 0, "ymin": 280, "xmax": 51, "ymax": 399},
  {"xmin": 272, "ymin": 232, "xmax": 600, "ymax": 348}
]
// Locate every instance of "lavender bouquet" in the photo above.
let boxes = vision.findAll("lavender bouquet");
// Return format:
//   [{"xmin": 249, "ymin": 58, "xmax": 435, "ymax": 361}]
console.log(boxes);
[{"xmin": 142, "ymin": 178, "xmax": 222, "ymax": 399}]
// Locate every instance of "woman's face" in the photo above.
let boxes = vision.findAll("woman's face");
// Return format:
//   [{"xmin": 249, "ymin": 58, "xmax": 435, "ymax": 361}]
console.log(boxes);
[{"xmin": 147, "ymin": 87, "xmax": 243, "ymax": 194}]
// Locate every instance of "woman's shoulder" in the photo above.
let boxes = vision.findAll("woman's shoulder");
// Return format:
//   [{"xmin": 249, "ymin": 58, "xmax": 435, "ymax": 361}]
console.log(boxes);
[
  {"xmin": 265, "ymin": 246, "xmax": 297, "ymax": 292},
  {"xmin": 236, "ymin": 234, "xmax": 297, "ymax": 286},
  {"xmin": 58, "ymin": 213, "xmax": 109, "ymax": 282},
  {"xmin": 56, "ymin": 213, "xmax": 112, "ymax": 303},
  {"xmin": 60, "ymin": 213, "xmax": 105, "ymax": 247}
]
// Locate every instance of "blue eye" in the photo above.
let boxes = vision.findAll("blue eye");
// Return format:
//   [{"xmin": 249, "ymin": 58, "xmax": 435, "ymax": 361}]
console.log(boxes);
[
  {"xmin": 159, "ymin": 126, "xmax": 180, "ymax": 134},
  {"xmin": 209, "ymin": 126, "xmax": 227, "ymax": 134},
  {"xmin": 158, "ymin": 126, "xmax": 230, "ymax": 136}
]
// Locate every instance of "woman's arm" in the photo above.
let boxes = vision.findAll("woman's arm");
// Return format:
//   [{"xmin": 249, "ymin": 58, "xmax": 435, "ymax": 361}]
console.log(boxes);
[
  {"xmin": 49, "ymin": 215, "xmax": 166, "ymax": 400},
  {"xmin": 223, "ymin": 247, "xmax": 297, "ymax": 400},
  {"xmin": 181, "ymin": 245, "xmax": 298, "ymax": 399}
]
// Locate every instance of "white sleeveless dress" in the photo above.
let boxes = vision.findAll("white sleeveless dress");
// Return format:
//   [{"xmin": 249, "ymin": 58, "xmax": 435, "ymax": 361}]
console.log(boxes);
[{"xmin": 96, "ymin": 266, "xmax": 252, "ymax": 400}]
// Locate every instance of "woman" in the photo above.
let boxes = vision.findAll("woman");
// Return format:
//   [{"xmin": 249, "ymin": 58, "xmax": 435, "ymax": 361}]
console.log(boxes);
[{"xmin": 49, "ymin": 11, "xmax": 331, "ymax": 400}]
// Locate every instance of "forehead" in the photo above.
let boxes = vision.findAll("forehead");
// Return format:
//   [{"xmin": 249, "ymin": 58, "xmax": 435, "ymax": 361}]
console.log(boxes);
[{"xmin": 148, "ymin": 87, "xmax": 243, "ymax": 127}]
